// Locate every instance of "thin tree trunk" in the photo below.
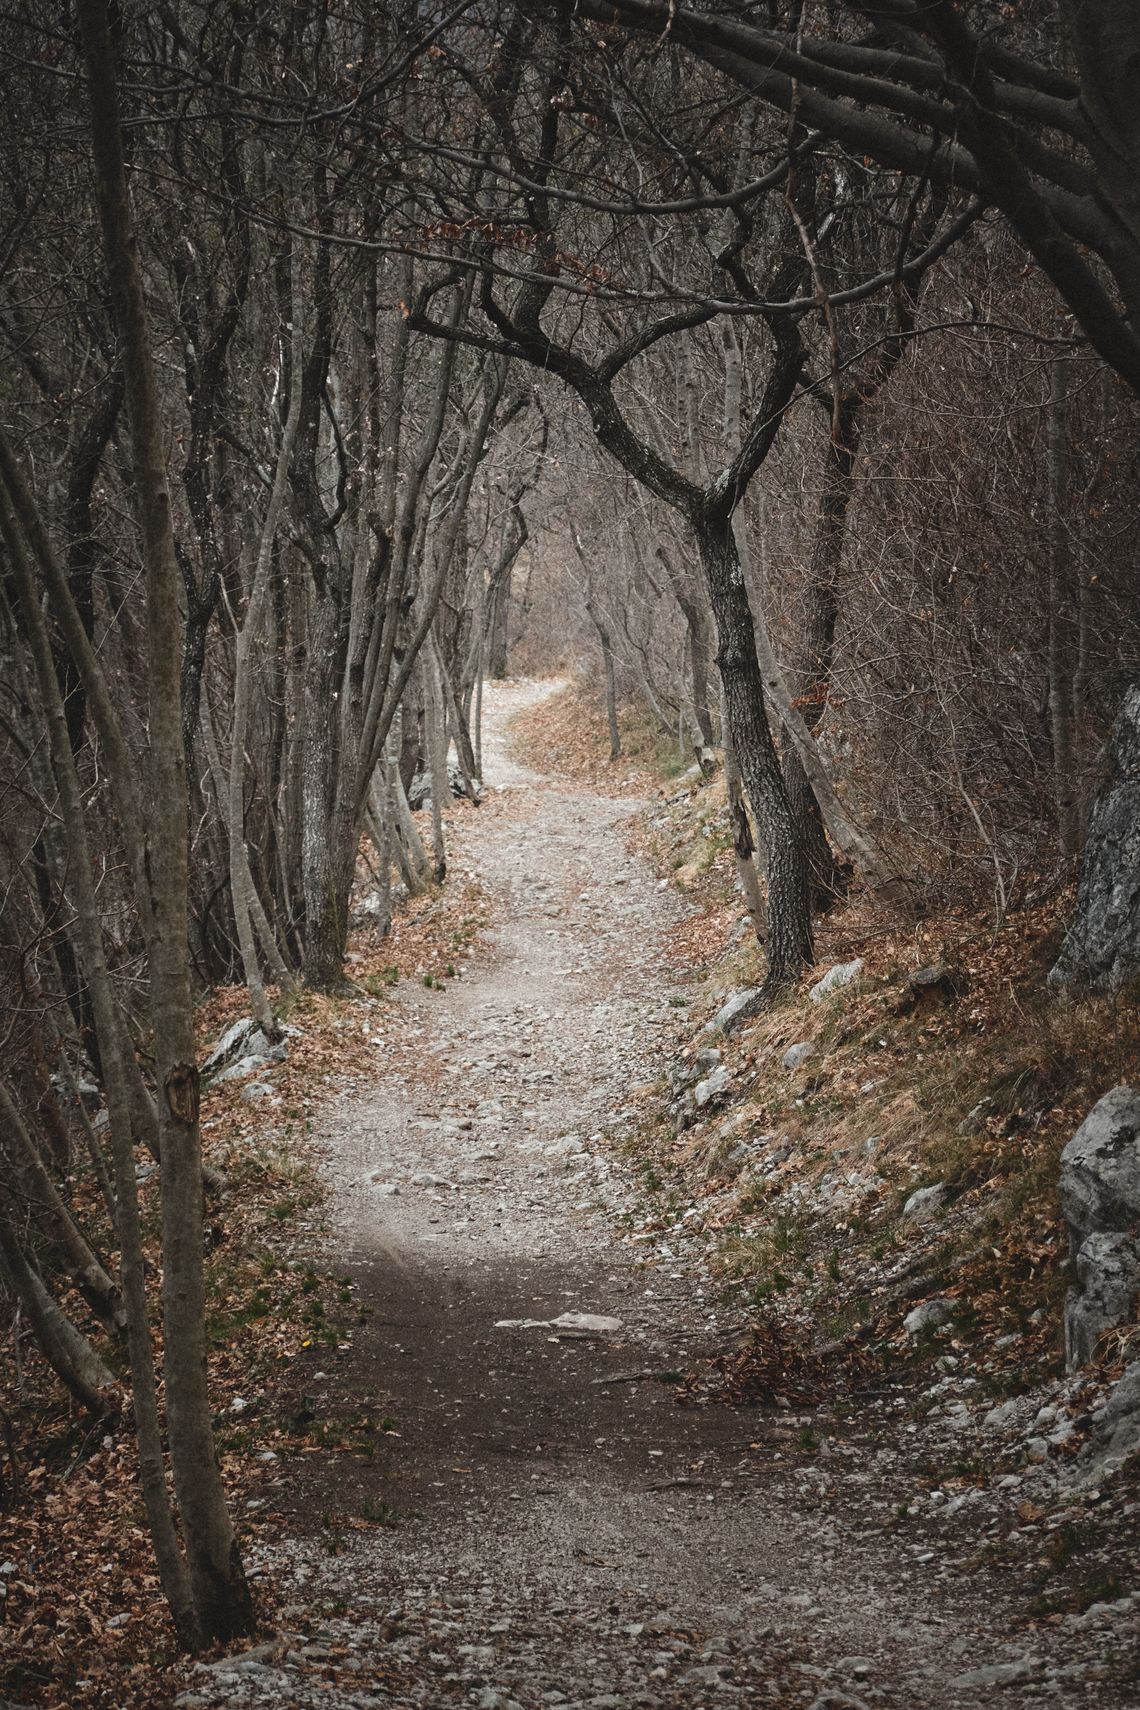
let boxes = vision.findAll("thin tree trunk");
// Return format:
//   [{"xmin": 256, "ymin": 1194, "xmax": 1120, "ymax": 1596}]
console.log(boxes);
[
  {"xmin": 425, "ymin": 649, "xmax": 449, "ymax": 882},
  {"xmin": 721, "ymin": 683, "xmax": 768, "ymax": 942},
  {"xmin": 0, "ymin": 470, "xmax": 200, "ymax": 1650},
  {"xmin": 587, "ymin": 599, "xmax": 621, "ymax": 760},
  {"xmin": 226, "ymin": 231, "xmax": 304, "ymax": 1024},
  {"xmin": 0, "ymin": 1200, "xmax": 119, "ymax": 1418},
  {"xmin": 1047, "ymin": 354, "xmax": 1078, "ymax": 859},
  {"xmin": 697, "ymin": 510, "xmax": 813, "ymax": 985},
  {"xmin": 77, "ymin": 0, "xmax": 253, "ymax": 1644},
  {"xmin": 0, "ymin": 1083, "xmax": 123, "ymax": 1332}
]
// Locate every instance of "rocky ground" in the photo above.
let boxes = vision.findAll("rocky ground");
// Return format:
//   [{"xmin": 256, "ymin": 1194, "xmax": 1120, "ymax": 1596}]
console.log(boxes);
[{"xmin": 176, "ymin": 681, "xmax": 1139, "ymax": 1710}]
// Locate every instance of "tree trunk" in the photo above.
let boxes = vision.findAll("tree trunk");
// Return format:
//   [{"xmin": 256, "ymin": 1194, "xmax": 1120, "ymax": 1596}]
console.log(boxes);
[
  {"xmin": 0, "ymin": 466, "xmax": 200, "ymax": 1650},
  {"xmin": 586, "ymin": 598, "xmax": 621, "ymax": 760},
  {"xmin": 77, "ymin": 0, "xmax": 253, "ymax": 1645},
  {"xmin": 0, "ymin": 1082, "xmax": 123, "ymax": 1333},
  {"xmin": 301, "ymin": 583, "xmax": 349, "ymax": 988},
  {"xmin": 0, "ymin": 1199, "xmax": 119, "ymax": 1419},
  {"xmin": 1047, "ymin": 355, "xmax": 1079, "ymax": 859},
  {"xmin": 696, "ymin": 510, "xmax": 813, "ymax": 985},
  {"xmin": 782, "ymin": 427, "xmax": 852, "ymax": 904},
  {"xmin": 724, "ymin": 732, "xmax": 768, "ymax": 942}
]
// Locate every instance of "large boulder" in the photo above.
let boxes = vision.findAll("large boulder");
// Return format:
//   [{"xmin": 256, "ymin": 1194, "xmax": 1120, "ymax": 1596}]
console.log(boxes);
[
  {"xmin": 1059, "ymin": 1086, "xmax": 1140, "ymax": 1367},
  {"xmin": 1080, "ymin": 1360, "xmax": 1140, "ymax": 1481},
  {"xmin": 1059, "ymin": 1085, "xmax": 1140, "ymax": 1243},
  {"xmin": 1049, "ymin": 679, "xmax": 1140, "ymax": 992},
  {"xmin": 1065, "ymin": 1232, "xmax": 1140, "ymax": 1367}
]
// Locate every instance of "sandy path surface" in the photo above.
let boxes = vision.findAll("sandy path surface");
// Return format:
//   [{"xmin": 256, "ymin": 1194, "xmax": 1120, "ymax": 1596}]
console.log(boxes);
[{"xmin": 179, "ymin": 682, "xmax": 1132, "ymax": 1710}]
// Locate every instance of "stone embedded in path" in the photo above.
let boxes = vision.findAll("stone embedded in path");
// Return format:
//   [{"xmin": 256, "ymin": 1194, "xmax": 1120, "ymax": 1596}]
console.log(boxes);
[
  {"xmin": 549, "ymin": 1311, "xmax": 622, "ymax": 1335},
  {"xmin": 494, "ymin": 1312, "xmax": 623, "ymax": 1336},
  {"xmin": 411, "ymin": 1169, "xmax": 456, "ymax": 1189}
]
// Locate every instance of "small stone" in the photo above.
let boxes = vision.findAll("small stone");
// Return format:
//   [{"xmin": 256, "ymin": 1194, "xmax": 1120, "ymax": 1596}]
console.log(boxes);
[
  {"xmin": 809, "ymin": 958, "xmax": 864, "ymax": 1003},
  {"xmin": 702, "ymin": 989, "xmax": 762, "ymax": 1036},
  {"xmin": 902, "ymin": 1183, "xmax": 947, "ymax": 1221},
  {"xmin": 694, "ymin": 1065, "xmax": 731, "ymax": 1107},
  {"xmin": 949, "ymin": 1658, "xmax": 1038, "ymax": 1689},
  {"xmin": 904, "ymin": 1297, "xmax": 955, "ymax": 1338},
  {"xmin": 782, "ymin": 1041, "xmax": 815, "ymax": 1071}
]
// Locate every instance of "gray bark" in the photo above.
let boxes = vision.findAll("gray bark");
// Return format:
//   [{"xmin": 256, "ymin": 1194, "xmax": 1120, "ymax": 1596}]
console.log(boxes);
[{"xmin": 77, "ymin": 0, "xmax": 253, "ymax": 1645}]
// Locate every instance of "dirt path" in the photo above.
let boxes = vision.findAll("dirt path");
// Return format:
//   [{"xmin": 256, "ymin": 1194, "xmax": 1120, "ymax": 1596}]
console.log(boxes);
[{"xmin": 179, "ymin": 683, "xmax": 1132, "ymax": 1710}]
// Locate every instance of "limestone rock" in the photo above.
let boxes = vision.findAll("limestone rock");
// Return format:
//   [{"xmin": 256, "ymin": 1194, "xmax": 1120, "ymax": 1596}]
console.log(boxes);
[
  {"xmin": 1082, "ymin": 1359, "xmax": 1140, "ymax": 1476},
  {"xmin": 203, "ymin": 1016, "xmax": 264, "ymax": 1074},
  {"xmin": 782, "ymin": 1040, "xmax": 815, "ymax": 1071},
  {"xmin": 903, "ymin": 1183, "xmax": 948, "ymax": 1222},
  {"xmin": 1065, "ymin": 1232, "xmax": 1140, "ymax": 1366},
  {"xmin": 702, "ymin": 988, "xmax": 763, "ymax": 1036},
  {"xmin": 1059, "ymin": 1085, "xmax": 1140, "ymax": 1243},
  {"xmin": 694, "ymin": 1065, "xmax": 731, "ymax": 1107},
  {"xmin": 213, "ymin": 1043, "xmax": 285, "ymax": 1084},
  {"xmin": 904, "ymin": 1297, "xmax": 955, "ymax": 1338},
  {"xmin": 809, "ymin": 959, "xmax": 864, "ymax": 1004}
]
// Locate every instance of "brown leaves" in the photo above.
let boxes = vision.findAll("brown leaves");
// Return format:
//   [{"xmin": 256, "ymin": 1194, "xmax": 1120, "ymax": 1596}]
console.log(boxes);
[{"xmin": 675, "ymin": 1316, "xmax": 877, "ymax": 1410}]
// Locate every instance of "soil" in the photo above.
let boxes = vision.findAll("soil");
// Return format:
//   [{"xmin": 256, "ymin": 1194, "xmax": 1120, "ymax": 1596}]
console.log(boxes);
[{"xmin": 176, "ymin": 681, "xmax": 1139, "ymax": 1710}]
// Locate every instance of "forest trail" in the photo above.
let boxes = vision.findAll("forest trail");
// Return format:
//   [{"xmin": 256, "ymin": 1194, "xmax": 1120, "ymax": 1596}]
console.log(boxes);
[{"xmin": 182, "ymin": 682, "xmax": 1122, "ymax": 1710}]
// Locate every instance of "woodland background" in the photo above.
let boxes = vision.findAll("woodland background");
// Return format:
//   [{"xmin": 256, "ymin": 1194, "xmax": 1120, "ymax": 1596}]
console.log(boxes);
[{"xmin": 2, "ymin": 0, "xmax": 1140, "ymax": 1699}]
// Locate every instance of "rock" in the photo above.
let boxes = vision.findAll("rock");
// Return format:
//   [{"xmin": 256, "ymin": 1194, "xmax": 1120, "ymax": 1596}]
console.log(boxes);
[
  {"xmin": 202, "ymin": 1016, "xmax": 266, "ymax": 1074},
  {"xmin": 213, "ymin": 1043, "xmax": 285, "ymax": 1083},
  {"xmin": 896, "ymin": 963, "xmax": 961, "ymax": 1013},
  {"xmin": 949, "ymin": 1657, "xmax": 1038, "ymax": 1689},
  {"xmin": 1059, "ymin": 1087, "xmax": 1140, "ymax": 1369},
  {"xmin": 904, "ymin": 1297, "xmax": 955, "ymax": 1338},
  {"xmin": 1059, "ymin": 1085, "xmax": 1140, "ymax": 1244},
  {"xmin": 702, "ymin": 989, "xmax": 762, "ymax": 1036},
  {"xmin": 1049, "ymin": 679, "xmax": 1140, "ymax": 991},
  {"xmin": 809, "ymin": 959, "xmax": 864, "ymax": 1004},
  {"xmin": 494, "ymin": 1313, "xmax": 623, "ymax": 1335},
  {"xmin": 1081, "ymin": 1359, "xmax": 1140, "ymax": 1476},
  {"xmin": 241, "ymin": 1081, "xmax": 275, "ymax": 1102},
  {"xmin": 548, "ymin": 1312, "xmax": 622, "ymax": 1335},
  {"xmin": 902, "ymin": 1183, "xmax": 948, "ymax": 1222},
  {"xmin": 957, "ymin": 1098, "xmax": 993, "ymax": 1136},
  {"xmin": 983, "ymin": 1399, "xmax": 1022, "ymax": 1430},
  {"xmin": 707, "ymin": 1140, "xmax": 749, "ymax": 1181},
  {"xmin": 409, "ymin": 760, "xmax": 473, "ymax": 810},
  {"xmin": 782, "ymin": 1041, "xmax": 815, "ymax": 1071},
  {"xmin": 694, "ymin": 1065, "xmax": 731, "ymax": 1107},
  {"xmin": 1065, "ymin": 1231, "xmax": 1140, "ymax": 1366}
]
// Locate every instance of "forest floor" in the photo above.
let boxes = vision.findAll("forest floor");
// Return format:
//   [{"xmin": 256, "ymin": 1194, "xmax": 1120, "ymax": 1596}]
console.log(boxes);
[{"xmin": 168, "ymin": 680, "xmax": 1138, "ymax": 1710}]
